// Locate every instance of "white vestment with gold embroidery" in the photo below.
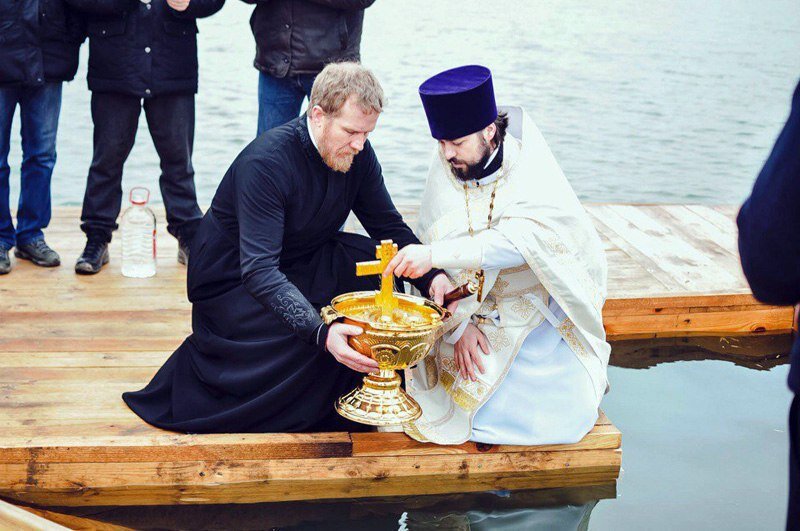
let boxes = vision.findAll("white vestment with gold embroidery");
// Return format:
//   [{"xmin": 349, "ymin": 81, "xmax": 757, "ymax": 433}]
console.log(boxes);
[{"xmin": 403, "ymin": 107, "xmax": 610, "ymax": 445}]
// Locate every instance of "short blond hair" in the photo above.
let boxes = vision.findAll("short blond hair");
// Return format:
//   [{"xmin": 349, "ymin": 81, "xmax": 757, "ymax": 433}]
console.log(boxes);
[{"xmin": 310, "ymin": 62, "xmax": 385, "ymax": 116}]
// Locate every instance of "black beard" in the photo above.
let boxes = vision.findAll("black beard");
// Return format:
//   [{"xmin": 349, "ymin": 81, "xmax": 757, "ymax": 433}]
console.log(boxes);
[{"xmin": 449, "ymin": 143, "xmax": 493, "ymax": 181}]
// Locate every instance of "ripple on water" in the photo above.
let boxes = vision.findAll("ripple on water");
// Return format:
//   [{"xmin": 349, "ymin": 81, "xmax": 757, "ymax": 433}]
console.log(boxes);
[{"xmin": 5, "ymin": 0, "xmax": 798, "ymax": 208}]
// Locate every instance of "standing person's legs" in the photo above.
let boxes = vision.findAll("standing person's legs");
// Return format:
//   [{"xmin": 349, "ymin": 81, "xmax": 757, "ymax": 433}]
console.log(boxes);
[
  {"xmin": 143, "ymin": 93, "xmax": 202, "ymax": 244},
  {"xmin": 16, "ymin": 82, "xmax": 62, "ymax": 247},
  {"xmin": 789, "ymin": 394, "xmax": 799, "ymax": 531},
  {"xmin": 256, "ymin": 72, "xmax": 307, "ymax": 136},
  {"xmin": 80, "ymin": 92, "xmax": 141, "ymax": 243},
  {"xmin": 297, "ymin": 73, "xmax": 317, "ymax": 100},
  {"xmin": 0, "ymin": 87, "xmax": 19, "ymax": 251}
]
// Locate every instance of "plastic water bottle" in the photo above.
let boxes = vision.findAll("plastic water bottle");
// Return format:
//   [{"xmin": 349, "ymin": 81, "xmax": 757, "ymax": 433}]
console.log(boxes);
[{"xmin": 121, "ymin": 187, "xmax": 157, "ymax": 278}]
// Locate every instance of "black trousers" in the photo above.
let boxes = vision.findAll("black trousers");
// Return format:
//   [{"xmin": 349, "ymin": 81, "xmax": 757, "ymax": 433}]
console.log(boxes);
[
  {"xmin": 790, "ymin": 394, "xmax": 799, "ymax": 531},
  {"xmin": 80, "ymin": 92, "xmax": 202, "ymax": 242}
]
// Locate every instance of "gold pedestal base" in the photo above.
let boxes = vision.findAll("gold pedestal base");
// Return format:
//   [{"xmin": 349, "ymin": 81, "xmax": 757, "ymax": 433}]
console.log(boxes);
[{"xmin": 335, "ymin": 369, "xmax": 422, "ymax": 426}]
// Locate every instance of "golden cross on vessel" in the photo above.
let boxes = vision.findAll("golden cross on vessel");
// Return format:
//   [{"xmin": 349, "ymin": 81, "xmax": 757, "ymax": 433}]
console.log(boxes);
[{"xmin": 356, "ymin": 240, "xmax": 398, "ymax": 319}]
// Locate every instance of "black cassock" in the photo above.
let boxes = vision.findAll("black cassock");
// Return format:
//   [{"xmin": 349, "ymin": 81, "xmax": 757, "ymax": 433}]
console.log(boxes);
[{"xmin": 123, "ymin": 116, "xmax": 440, "ymax": 433}]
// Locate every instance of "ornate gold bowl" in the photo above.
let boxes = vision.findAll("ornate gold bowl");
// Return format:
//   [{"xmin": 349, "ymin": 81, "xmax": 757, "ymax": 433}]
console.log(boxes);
[{"xmin": 321, "ymin": 290, "xmax": 447, "ymax": 426}]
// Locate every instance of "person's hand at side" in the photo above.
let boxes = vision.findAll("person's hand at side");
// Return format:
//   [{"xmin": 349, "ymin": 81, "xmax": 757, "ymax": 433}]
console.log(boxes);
[
  {"xmin": 325, "ymin": 322, "xmax": 379, "ymax": 373},
  {"xmin": 454, "ymin": 323, "xmax": 490, "ymax": 381},
  {"xmin": 167, "ymin": 0, "xmax": 191, "ymax": 12}
]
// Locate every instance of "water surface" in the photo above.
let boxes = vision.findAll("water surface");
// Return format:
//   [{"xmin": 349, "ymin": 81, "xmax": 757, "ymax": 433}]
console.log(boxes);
[{"xmin": 5, "ymin": 0, "xmax": 800, "ymax": 208}]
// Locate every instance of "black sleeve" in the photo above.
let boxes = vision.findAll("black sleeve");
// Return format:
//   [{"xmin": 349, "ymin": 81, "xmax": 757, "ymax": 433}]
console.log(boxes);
[
  {"xmin": 63, "ymin": 0, "xmax": 131, "ymax": 15},
  {"xmin": 352, "ymin": 145, "xmax": 443, "ymax": 296},
  {"xmin": 304, "ymin": 0, "xmax": 376, "ymax": 10},
  {"xmin": 168, "ymin": 0, "xmax": 225, "ymax": 19},
  {"xmin": 236, "ymin": 158, "xmax": 329, "ymax": 350},
  {"xmin": 737, "ymin": 79, "xmax": 800, "ymax": 306}
]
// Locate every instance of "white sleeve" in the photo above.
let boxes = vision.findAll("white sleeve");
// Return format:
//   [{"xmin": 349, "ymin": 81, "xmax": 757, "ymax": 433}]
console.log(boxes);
[
  {"xmin": 478, "ymin": 228, "xmax": 526, "ymax": 269},
  {"xmin": 430, "ymin": 235, "xmax": 482, "ymax": 269},
  {"xmin": 430, "ymin": 229, "xmax": 526, "ymax": 270}
]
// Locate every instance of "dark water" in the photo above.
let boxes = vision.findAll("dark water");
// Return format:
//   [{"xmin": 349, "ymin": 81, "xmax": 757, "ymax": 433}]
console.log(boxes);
[
  {"xmin": 5, "ymin": 0, "xmax": 800, "ymax": 208},
  {"xmin": 47, "ymin": 336, "xmax": 794, "ymax": 530}
]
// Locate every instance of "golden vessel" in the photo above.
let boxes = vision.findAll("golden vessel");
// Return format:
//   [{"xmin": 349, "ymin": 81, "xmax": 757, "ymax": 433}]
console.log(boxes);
[
  {"xmin": 321, "ymin": 290, "xmax": 447, "ymax": 426},
  {"xmin": 320, "ymin": 240, "xmax": 447, "ymax": 426}
]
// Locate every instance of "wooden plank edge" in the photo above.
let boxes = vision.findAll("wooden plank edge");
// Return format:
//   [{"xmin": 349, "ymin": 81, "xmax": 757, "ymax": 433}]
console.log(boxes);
[
  {"xmin": 4, "ymin": 501, "xmax": 132, "ymax": 531},
  {"xmin": 0, "ymin": 433, "xmax": 355, "ymax": 463},
  {"xmin": 0, "ymin": 458, "xmax": 621, "ymax": 507},
  {"xmin": 0, "ymin": 497, "xmax": 69, "ymax": 530}
]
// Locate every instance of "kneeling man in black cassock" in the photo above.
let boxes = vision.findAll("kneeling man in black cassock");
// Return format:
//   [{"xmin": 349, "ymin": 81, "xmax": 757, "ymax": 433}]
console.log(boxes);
[{"xmin": 123, "ymin": 63, "xmax": 455, "ymax": 433}]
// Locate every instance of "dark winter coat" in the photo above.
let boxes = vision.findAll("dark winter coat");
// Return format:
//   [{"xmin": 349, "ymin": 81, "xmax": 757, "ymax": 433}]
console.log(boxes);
[
  {"xmin": 242, "ymin": 0, "xmax": 375, "ymax": 78},
  {"xmin": 738, "ymin": 79, "xmax": 800, "ymax": 394},
  {"xmin": 0, "ymin": 0, "xmax": 85, "ymax": 87},
  {"xmin": 67, "ymin": 0, "xmax": 224, "ymax": 97}
]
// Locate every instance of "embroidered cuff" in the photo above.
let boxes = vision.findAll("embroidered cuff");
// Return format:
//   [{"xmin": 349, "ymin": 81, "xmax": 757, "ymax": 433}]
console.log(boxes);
[{"xmin": 430, "ymin": 237, "xmax": 482, "ymax": 270}]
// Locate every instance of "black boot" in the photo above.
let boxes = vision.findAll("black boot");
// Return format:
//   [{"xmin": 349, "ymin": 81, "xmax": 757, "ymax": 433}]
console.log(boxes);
[
  {"xmin": 0, "ymin": 247, "xmax": 10, "ymax": 275},
  {"xmin": 75, "ymin": 235, "xmax": 110, "ymax": 275},
  {"xmin": 15, "ymin": 238, "xmax": 61, "ymax": 267}
]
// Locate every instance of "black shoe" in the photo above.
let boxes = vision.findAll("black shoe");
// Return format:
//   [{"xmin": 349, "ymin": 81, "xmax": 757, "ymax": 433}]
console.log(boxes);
[
  {"xmin": 15, "ymin": 238, "xmax": 60, "ymax": 267},
  {"xmin": 75, "ymin": 237, "xmax": 109, "ymax": 275},
  {"xmin": 178, "ymin": 239, "xmax": 190, "ymax": 265},
  {"xmin": 0, "ymin": 247, "xmax": 10, "ymax": 275}
]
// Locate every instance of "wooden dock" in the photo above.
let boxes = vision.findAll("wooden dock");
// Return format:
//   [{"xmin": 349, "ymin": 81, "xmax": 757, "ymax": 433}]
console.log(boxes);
[{"xmin": 0, "ymin": 203, "xmax": 791, "ymax": 507}]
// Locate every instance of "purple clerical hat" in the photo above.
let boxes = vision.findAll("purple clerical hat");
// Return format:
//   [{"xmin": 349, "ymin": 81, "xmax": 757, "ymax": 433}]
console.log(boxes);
[{"xmin": 419, "ymin": 65, "xmax": 497, "ymax": 140}]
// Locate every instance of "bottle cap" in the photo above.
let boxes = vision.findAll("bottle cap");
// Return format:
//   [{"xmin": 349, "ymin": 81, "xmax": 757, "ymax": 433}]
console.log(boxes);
[{"xmin": 130, "ymin": 187, "xmax": 150, "ymax": 206}]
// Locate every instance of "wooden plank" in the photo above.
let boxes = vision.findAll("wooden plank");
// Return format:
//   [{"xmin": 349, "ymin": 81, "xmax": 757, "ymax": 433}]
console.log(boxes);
[
  {"xmin": 588, "ymin": 210, "xmax": 684, "ymax": 294},
  {"xmin": 695, "ymin": 204, "xmax": 742, "ymax": 233},
  {"xmin": 352, "ymin": 424, "xmax": 620, "ymax": 457},
  {"xmin": 0, "ymin": 433, "xmax": 354, "ymax": 462},
  {"xmin": 0, "ymin": 449, "xmax": 621, "ymax": 506},
  {"xmin": 594, "ymin": 204, "xmax": 741, "ymax": 293},
  {"xmin": 8, "ymin": 504, "xmax": 132, "ymax": 531},
  {"xmin": 604, "ymin": 306, "xmax": 793, "ymax": 339},
  {"xmin": 3, "ymin": 470, "xmax": 619, "ymax": 507},
  {"xmin": 0, "ymin": 352, "xmax": 169, "ymax": 368},
  {"xmin": 0, "ymin": 311, "xmax": 190, "ymax": 340},
  {"xmin": 2, "ymin": 295, "xmax": 188, "ymax": 313},
  {"xmin": 0, "ymin": 367, "xmax": 161, "ymax": 383},
  {"xmin": 646, "ymin": 205, "xmax": 744, "ymax": 280},
  {"xmin": 3, "ymin": 266, "xmax": 188, "ymax": 282},
  {"xmin": 0, "ymin": 338, "xmax": 184, "ymax": 353},
  {"xmin": 603, "ymin": 293, "xmax": 764, "ymax": 312},
  {"xmin": 0, "ymin": 498, "xmax": 68, "ymax": 530},
  {"xmin": 0, "ymin": 420, "xmax": 164, "ymax": 439}
]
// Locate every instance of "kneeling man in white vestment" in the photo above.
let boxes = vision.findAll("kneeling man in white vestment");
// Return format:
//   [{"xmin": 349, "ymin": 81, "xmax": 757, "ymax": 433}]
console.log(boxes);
[{"xmin": 383, "ymin": 65, "xmax": 611, "ymax": 445}]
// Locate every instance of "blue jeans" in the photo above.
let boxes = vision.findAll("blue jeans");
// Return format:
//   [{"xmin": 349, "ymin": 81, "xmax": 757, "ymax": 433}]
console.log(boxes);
[
  {"xmin": 0, "ymin": 82, "xmax": 62, "ymax": 249},
  {"xmin": 257, "ymin": 72, "xmax": 316, "ymax": 136}
]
